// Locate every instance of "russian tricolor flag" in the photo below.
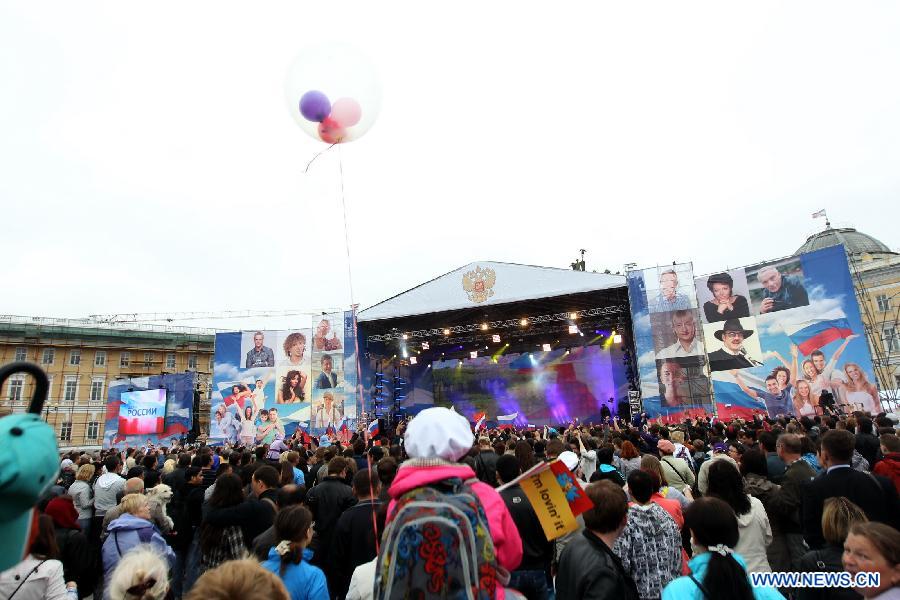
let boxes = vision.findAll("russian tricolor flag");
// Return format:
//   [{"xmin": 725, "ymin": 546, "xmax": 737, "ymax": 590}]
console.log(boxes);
[
  {"xmin": 367, "ymin": 419, "xmax": 380, "ymax": 437},
  {"xmin": 497, "ymin": 412, "xmax": 518, "ymax": 429},
  {"xmin": 473, "ymin": 411, "xmax": 486, "ymax": 432},
  {"xmin": 784, "ymin": 310, "xmax": 855, "ymax": 355}
]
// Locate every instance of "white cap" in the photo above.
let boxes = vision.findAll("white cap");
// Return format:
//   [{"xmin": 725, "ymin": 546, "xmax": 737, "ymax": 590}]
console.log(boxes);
[
  {"xmin": 404, "ymin": 407, "xmax": 474, "ymax": 462},
  {"xmin": 558, "ymin": 450, "xmax": 579, "ymax": 471}
]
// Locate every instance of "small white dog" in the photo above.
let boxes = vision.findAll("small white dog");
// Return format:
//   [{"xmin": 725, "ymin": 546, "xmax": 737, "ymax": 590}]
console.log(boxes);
[{"xmin": 145, "ymin": 483, "xmax": 174, "ymax": 533}]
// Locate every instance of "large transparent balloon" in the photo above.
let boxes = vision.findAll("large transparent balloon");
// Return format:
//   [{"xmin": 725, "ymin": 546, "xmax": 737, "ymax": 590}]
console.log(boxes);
[{"xmin": 285, "ymin": 42, "xmax": 381, "ymax": 145}]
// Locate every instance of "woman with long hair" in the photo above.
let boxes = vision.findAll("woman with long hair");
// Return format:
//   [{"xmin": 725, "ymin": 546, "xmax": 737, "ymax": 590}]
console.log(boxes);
[
  {"xmin": 260, "ymin": 505, "xmax": 328, "ymax": 600},
  {"xmin": 239, "ymin": 405, "xmax": 257, "ymax": 447},
  {"xmin": 797, "ymin": 497, "xmax": 868, "ymax": 600},
  {"xmin": 662, "ymin": 497, "xmax": 784, "ymax": 599},
  {"xmin": 833, "ymin": 363, "xmax": 880, "ymax": 414},
  {"xmin": 641, "ymin": 454, "xmax": 689, "ymax": 510},
  {"xmin": 0, "ymin": 515, "xmax": 75, "ymax": 600},
  {"xmin": 514, "ymin": 440, "xmax": 536, "ymax": 473},
  {"xmin": 277, "ymin": 371, "xmax": 305, "ymax": 404},
  {"xmin": 616, "ymin": 440, "xmax": 642, "ymax": 480},
  {"xmin": 706, "ymin": 460, "xmax": 773, "ymax": 573},
  {"xmin": 199, "ymin": 474, "xmax": 246, "ymax": 572},
  {"xmin": 68, "ymin": 464, "xmax": 95, "ymax": 536},
  {"xmin": 793, "ymin": 379, "xmax": 817, "ymax": 417}
]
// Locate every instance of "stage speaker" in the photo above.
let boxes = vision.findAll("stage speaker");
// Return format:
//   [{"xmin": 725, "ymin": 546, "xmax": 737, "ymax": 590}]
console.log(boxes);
[
  {"xmin": 618, "ymin": 400, "xmax": 631, "ymax": 420},
  {"xmin": 188, "ymin": 390, "xmax": 201, "ymax": 441}
]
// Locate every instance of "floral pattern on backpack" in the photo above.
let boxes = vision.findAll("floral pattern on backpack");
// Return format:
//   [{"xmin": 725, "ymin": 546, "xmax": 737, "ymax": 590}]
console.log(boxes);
[{"xmin": 375, "ymin": 477, "xmax": 498, "ymax": 600}]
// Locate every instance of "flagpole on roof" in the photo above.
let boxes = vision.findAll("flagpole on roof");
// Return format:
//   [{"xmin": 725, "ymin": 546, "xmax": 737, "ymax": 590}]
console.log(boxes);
[{"xmin": 812, "ymin": 209, "xmax": 830, "ymax": 228}]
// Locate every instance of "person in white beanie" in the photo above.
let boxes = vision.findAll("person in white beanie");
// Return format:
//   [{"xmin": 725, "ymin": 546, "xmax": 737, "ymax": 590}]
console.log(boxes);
[{"xmin": 386, "ymin": 407, "xmax": 523, "ymax": 576}]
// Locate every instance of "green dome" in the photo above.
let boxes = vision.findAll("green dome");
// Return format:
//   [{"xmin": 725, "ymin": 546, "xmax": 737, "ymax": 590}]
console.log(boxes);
[{"xmin": 796, "ymin": 226, "xmax": 894, "ymax": 256}]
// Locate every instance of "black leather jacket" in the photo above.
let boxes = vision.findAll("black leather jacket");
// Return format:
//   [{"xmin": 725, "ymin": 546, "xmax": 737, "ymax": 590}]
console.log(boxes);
[{"xmin": 556, "ymin": 530, "xmax": 640, "ymax": 600}]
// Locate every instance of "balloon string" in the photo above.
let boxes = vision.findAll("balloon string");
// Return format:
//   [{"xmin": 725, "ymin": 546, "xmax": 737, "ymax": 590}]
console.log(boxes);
[
  {"xmin": 338, "ymin": 145, "xmax": 355, "ymax": 307},
  {"xmin": 303, "ymin": 143, "xmax": 337, "ymax": 173},
  {"xmin": 337, "ymin": 147, "xmax": 365, "ymax": 424}
]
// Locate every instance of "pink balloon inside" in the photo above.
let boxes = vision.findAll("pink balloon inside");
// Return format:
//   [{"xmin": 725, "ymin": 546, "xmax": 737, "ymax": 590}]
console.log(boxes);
[
  {"xmin": 318, "ymin": 117, "xmax": 347, "ymax": 144},
  {"xmin": 329, "ymin": 97, "xmax": 362, "ymax": 127}
]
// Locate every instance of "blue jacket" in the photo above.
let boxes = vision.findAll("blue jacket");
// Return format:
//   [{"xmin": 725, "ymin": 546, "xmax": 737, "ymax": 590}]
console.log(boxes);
[
  {"xmin": 101, "ymin": 514, "xmax": 174, "ymax": 582},
  {"xmin": 262, "ymin": 547, "xmax": 329, "ymax": 600},
  {"xmin": 662, "ymin": 552, "xmax": 784, "ymax": 600}
]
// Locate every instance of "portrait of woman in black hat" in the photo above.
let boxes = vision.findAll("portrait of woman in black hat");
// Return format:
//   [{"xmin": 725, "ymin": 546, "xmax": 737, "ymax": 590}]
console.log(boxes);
[{"xmin": 702, "ymin": 272, "xmax": 750, "ymax": 323}]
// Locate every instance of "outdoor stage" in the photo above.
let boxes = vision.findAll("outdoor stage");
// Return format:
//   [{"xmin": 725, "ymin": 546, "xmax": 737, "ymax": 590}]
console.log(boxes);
[{"xmin": 357, "ymin": 261, "xmax": 637, "ymax": 427}]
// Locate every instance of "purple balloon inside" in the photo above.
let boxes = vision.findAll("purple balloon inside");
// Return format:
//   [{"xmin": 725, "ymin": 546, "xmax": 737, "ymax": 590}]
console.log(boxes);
[{"xmin": 299, "ymin": 90, "xmax": 331, "ymax": 122}]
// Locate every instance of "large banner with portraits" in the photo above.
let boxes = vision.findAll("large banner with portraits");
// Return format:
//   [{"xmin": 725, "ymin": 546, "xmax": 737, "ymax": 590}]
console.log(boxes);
[
  {"xmin": 698, "ymin": 245, "xmax": 879, "ymax": 419},
  {"xmin": 627, "ymin": 263, "xmax": 716, "ymax": 422},
  {"xmin": 210, "ymin": 310, "xmax": 359, "ymax": 445}
]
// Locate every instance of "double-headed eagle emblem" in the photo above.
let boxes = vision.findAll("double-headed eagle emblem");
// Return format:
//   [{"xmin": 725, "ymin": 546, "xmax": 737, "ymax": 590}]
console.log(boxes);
[{"xmin": 462, "ymin": 266, "xmax": 496, "ymax": 303}]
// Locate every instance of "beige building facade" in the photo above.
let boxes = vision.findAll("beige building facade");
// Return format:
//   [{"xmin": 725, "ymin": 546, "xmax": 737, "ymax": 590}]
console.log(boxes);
[{"xmin": 0, "ymin": 316, "xmax": 214, "ymax": 448}]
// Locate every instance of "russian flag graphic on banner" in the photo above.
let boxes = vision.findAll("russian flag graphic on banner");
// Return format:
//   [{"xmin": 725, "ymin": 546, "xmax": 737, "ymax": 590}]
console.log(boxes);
[
  {"xmin": 367, "ymin": 419, "xmax": 380, "ymax": 436},
  {"xmin": 783, "ymin": 310, "xmax": 854, "ymax": 356},
  {"xmin": 473, "ymin": 411, "xmax": 486, "ymax": 432}
]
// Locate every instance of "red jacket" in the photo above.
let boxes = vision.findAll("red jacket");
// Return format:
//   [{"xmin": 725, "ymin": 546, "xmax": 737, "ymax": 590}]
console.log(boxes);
[
  {"xmin": 387, "ymin": 461, "xmax": 523, "ymax": 598},
  {"xmin": 873, "ymin": 452, "xmax": 900, "ymax": 494}
]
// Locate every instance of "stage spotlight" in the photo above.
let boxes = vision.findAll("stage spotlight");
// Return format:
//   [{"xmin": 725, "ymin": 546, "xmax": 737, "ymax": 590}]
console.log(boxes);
[
  {"xmin": 520, "ymin": 318, "xmax": 528, "ymax": 327},
  {"xmin": 481, "ymin": 323, "xmax": 488, "ymax": 331},
  {"xmin": 443, "ymin": 328, "xmax": 450, "ymax": 336},
  {"xmin": 402, "ymin": 333, "xmax": 408, "ymax": 340},
  {"xmin": 402, "ymin": 349, "xmax": 409, "ymax": 358},
  {"xmin": 569, "ymin": 312, "xmax": 578, "ymax": 320},
  {"xmin": 470, "ymin": 351, "xmax": 478, "ymax": 359},
  {"xmin": 613, "ymin": 334, "xmax": 623, "ymax": 344},
  {"xmin": 491, "ymin": 334, "xmax": 501, "ymax": 343},
  {"xmin": 421, "ymin": 341, "xmax": 430, "ymax": 350},
  {"xmin": 410, "ymin": 356, "xmax": 418, "ymax": 365},
  {"xmin": 542, "ymin": 343, "xmax": 552, "ymax": 352},
  {"xmin": 568, "ymin": 324, "xmax": 578, "ymax": 334}
]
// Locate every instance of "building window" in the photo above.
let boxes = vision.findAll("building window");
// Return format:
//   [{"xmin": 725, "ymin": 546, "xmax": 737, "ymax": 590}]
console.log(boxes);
[
  {"xmin": 209, "ymin": 356, "xmax": 214, "ymax": 371},
  {"xmin": 87, "ymin": 421, "xmax": 100, "ymax": 439},
  {"xmin": 14, "ymin": 347, "xmax": 27, "ymax": 362},
  {"xmin": 895, "ymin": 375, "xmax": 900, "ymax": 389},
  {"xmin": 188, "ymin": 354, "xmax": 197, "ymax": 370},
  {"xmin": 144, "ymin": 352, "xmax": 154, "ymax": 367},
  {"xmin": 120, "ymin": 352, "xmax": 130, "ymax": 367},
  {"xmin": 95, "ymin": 350, "xmax": 107, "ymax": 367},
  {"xmin": 7, "ymin": 375, "xmax": 24, "ymax": 404},
  {"xmin": 60, "ymin": 422, "xmax": 72, "ymax": 442},
  {"xmin": 69, "ymin": 349, "xmax": 81, "ymax": 366},
  {"xmin": 166, "ymin": 353, "xmax": 176, "ymax": 369},
  {"xmin": 877, "ymin": 294, "xmax": 892, "ymax": 312},
  {"xmin": 41, "ymin": 348, "xmax": 55, "ymax": 365},
  {"xmin": 64, "ymin": 376, "xmax": 78, "ymax": 403},
  {"xmin": 884, "ymin": 326, "xmax": 900, "ymax": 353},
  {"xmin": 90, "ymin": 378, "xmax": 105, "ymax": 403}
]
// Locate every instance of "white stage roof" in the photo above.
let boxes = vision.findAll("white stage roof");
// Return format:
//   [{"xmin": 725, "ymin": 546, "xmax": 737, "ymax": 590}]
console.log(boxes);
[{"xmin": 359, "ymin": 261, "xmax": 625, "ymax": 322}]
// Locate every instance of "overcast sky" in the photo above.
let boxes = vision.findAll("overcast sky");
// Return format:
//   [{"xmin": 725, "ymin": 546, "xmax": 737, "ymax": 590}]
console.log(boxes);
[{"xmin": 2, "ymin": 1, "xmax": 898, "ymax": 329}]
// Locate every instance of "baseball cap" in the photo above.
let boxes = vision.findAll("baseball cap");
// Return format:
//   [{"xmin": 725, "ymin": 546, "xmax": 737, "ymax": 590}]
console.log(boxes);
[{"xmin": 0, "ymin": 412, "xmax": 60, "ymax": 570}]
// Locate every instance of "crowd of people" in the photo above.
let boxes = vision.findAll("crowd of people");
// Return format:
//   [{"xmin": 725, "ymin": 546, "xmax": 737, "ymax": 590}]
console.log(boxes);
[{"xmin": 2, "ymin": 407, "xmax": 899, "ymax": 600}]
